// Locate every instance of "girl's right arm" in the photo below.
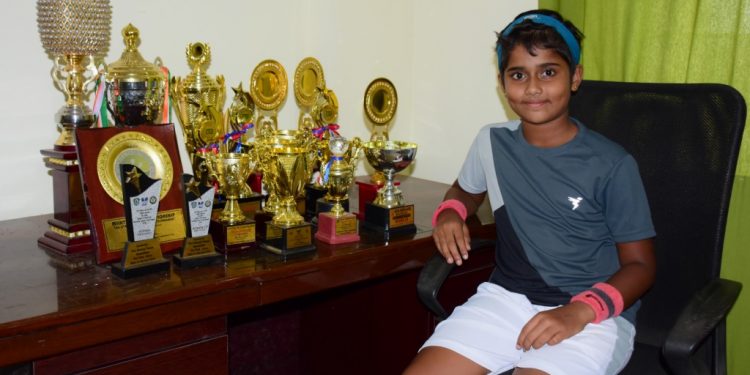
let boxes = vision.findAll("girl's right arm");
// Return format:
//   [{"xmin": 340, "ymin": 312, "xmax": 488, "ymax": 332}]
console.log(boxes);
[{"xmin": 432, "ymin": 180, "xmax": 486, "ymax": 266}]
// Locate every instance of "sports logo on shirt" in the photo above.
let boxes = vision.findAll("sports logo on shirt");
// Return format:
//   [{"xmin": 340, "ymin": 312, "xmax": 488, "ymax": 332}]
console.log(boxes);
[{"xmin": 568, "ymin": 196, "xmax": 583, "ymax": 210}]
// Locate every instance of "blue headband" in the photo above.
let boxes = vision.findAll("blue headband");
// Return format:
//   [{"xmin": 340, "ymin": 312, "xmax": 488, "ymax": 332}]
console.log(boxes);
[{"xmin": 496, "ymin": 13, "xmax": 581, "ymax": 66}]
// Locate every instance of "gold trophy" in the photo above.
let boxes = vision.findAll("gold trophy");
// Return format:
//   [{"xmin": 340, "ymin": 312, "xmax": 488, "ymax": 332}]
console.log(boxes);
[
  {"xmin": 306, "ymin": 86, "xmax": 341, "ymax": 219},
  {"xmin": 105, "ymin": 24, "xmax": 167, "ymax": 126},
  {"xmin": 253, "ymin": 126, "xmax": 319, "ymax": 256},
  {"xmin": 294, "ymin": 57, "xmax": 326, "ymax": 131},
  {"xmin": 203, "ymin": 151, "xmax": 257, "ymax": 252},
  {"xmin": 362, "ymin": 140, "xmax": 417, "ymax": 235},
  {"xmin": 171, "ymin": 41, "xmax": 226, "ymax": 164},
  {"xmin": 315, "ymin": 136, "xmax": 363, "ymax": 244},
  {"xmin": 36, "ymin": 0, "xmax": 111, "ymax": 257}
]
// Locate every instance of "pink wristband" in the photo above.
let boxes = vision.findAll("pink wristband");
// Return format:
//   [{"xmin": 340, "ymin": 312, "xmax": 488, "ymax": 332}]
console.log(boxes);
[
  {"xmin": 593, "ymin": 282, "xmax": 624, "ymax": 317},
  {"xmin": 571, "ymin": 290, "xmax": 609, "ymax": 324},
  {"xmin": 431, "ymin": 199, "xmax": 468, "ymax": 227},
  {"xmin": 571, "ymin": 282, "xmax": 624, "ymax": 324}
]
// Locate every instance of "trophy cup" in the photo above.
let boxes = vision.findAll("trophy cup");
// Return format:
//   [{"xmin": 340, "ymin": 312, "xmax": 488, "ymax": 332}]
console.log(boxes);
[
  {"xmin": 306, "ymin": 87, "xmax": 342, "ymax": 219},
  {"xmin": 171, "ymin": 41, "xmax": 226, "ymax": 165},
  {"xmin": 254, "ymin": 127, "xmax": 318, "ymax": 256},
  {"xmin": 357, "ymin": 77, "xmax": 400, "ymax": 218},
  {"xmin": 105, "ymin": 24, "xmax": 167, "ymax": 126},
  {"xmin": 36, "ymin": 0, "xmax": 111, "ymax": 257},
  {"xmin": 173, "ymin": 174, "xmax": 222, "ymax": 268},
  {"xmin": 315, "ymin": 136, "xmax": 363, "ymax": 244},
  {"xmin": 362, "ymin": 140, "xmax": 418, "ymax": 236},
  {"xmin": 204, "ymin": 152, "xmax": 257, "ymax": 252},
  {"xmin": 111, "ymin": 164, "xmax": 170, "ymax": 278}
]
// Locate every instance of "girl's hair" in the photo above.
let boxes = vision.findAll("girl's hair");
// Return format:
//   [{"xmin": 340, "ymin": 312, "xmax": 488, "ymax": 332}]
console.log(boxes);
[{"xmin": 496, "ymin": 9, "xmax": 584, "ymax": 80}]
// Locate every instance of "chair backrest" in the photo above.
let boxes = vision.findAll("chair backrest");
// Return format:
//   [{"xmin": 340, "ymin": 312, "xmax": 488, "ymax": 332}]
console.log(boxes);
[{"xmin": 568, "ymin": 80, "xmax": 746, "ymax": 352}]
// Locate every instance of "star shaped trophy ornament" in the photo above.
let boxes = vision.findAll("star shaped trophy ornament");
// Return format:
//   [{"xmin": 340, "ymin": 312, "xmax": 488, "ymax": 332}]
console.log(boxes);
[
  {"xmin": 360, "ymin": 78, "xmax": 418, "ymax": 237},
  {"xmin": 111, "ymin": 164, "xmax": 170, "ymax": 279},
  {"xmin": 173, "ymin": 174, "xmax": 222, "ymax": 268},
  {"xmin": 36, "ymin": 0, "xmax": 111, "ymax": 261}
]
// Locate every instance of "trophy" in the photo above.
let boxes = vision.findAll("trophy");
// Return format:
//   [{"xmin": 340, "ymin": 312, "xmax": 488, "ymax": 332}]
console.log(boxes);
[
  {"xmin": 204, "ymin": 152, "xmax": 257, "ymax": 252},
  {"xmin": 36, "ymin": 0, "xmax": 111, "ymax": 256},
  {"xmin": 254, "ymin": 127, "xmax": 318, "ymax": 256},
  {"xmin": 357, "ymin": 78, "xmax": 400, "ymax": 218},
  {"xmin": 315, "ymin": 136, "xmax": 363, "ymax": 244},
  {"xmin": 173, "ymin": 174, "xmax": 222, "ymax": 268},
  {"xmin": 171, "ymin": 41, "xmax": 226, "ymax": 165},
  {"xmin": 111, "ymin": 164, "xmax": 170, "ymax": 278},
  {"xmin": 306, "ymin": 87, "xmax": 342, "ymax": 219},
  {"xmin": 294, "ymin": 57, "xmax": 326, "ymax": 131},
  {"xmin": 362, "ymin": 140, "xmax": 418, "ymax": 236},
  {"xmin": 105, "ymin": 24, "xmax": 167, "ymax": 126}
]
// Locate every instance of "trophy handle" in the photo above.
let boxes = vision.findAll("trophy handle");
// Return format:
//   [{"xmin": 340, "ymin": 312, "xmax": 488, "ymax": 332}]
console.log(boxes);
[
  {"xmin": 81, "ymin": 55, "xmax": 100, "ymax": 94},
  {"xmin": 50, "ymin": 56, "xmax": 68, "ymax": 96}
]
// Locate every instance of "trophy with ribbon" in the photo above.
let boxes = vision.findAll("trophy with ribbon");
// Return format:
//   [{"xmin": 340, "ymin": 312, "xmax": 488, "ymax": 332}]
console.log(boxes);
[
  {"xmin": 105, "ymin": 24, "xmax": 169, "ymax": 126},
  {"xmin": 36, "ymin": 0, "xmax": 111, "ymax": 257},
  {"xmin": 315, "ymin": 135, "xmax": 363, "ymax": 244},
  {"xmin": 306, "ymin": 87, "xmax": 341, "ymax": 219},
  {"xmin": 362, "ymin": 140, "xmax": 418, "ymax": 236},
  {"xmin": 253, "ymin": 125, "xmax": 319, "ymax": 256},
  {"xmin": 173, "ymin": 174, "xmax": 222, "ymax": 268},
  {"xmin": 203, "ymin": 149, "xmax": 258, "ymax": 252},
  {"xmin": 111, "ymin": 164, "xmax": 170, "ymax": 278}
]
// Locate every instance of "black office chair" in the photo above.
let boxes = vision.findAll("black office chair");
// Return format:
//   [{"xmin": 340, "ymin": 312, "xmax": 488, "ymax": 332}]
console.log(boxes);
[{"xmin": 417, "ymin": 80, "xmax": 746, "ymax": 375}]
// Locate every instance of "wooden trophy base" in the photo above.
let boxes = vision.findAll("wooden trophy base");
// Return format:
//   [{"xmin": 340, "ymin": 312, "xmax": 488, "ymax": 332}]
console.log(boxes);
[
  {"xmin": 37, "ymin": 219, "xmax": 92, "ymax": 255},
  {"xmin": 315, "ymin": 212, "xmax": 360, "ymax": 245},
  {"xmin": 261, "ymin": 222, "xmax": 315, "ymax": 256},
  {"xmin": 363, "ymin": 203, "xmax": 417, "ymax": 237},
  {"xmin": 210, "ymin": 219, "xmax": 256, "ymax": 253},
  {"xmin": 111, "ymin": 239, "xmax": 170, "ymax": 279},
  {"xmin": 254, "ymin": 210, "xmax": 274, "ymax": 241},
  {"xmin": 173, "ymin": 235, "xmax": 223, "ymax": 268}
]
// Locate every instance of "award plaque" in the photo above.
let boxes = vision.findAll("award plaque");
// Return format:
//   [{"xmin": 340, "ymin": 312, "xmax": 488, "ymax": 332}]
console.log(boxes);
[
  {"xmin": 173, "ymin": 174, "xmax": 222, "ymax": 268},
  {"xmin": 76, "ymin": 124, "xmax": 186, "ymax": 264},
  {"xmin": 110, "ymin": 164, "xmax": 170, "ymax": 278}
]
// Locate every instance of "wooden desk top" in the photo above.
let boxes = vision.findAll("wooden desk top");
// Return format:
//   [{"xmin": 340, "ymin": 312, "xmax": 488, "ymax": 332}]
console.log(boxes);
[{"xmin": 0, "ymin": 177, "xmax": 494, "ymax": 366}]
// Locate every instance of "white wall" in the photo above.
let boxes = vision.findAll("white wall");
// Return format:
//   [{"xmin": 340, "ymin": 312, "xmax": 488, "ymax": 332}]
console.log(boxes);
[{"xmin": 0, "ymin": 0, "xmax": 536, "ymax": 221}]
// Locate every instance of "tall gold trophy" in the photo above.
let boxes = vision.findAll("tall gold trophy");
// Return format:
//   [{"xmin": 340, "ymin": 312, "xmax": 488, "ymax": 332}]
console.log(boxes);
[
  {"xmin": 360, "ymin": 78, "xmax": 418, "ymax": 236},
  {"xmin": 105, "ymin": 24, "xmax": 167, "ymax": 126},
  {"xmin": 315, "ymin": 135, "xmax": 363, "ymax": 244},
  {"xmin": 36, "ymin": 0, "xmax": 111, "ymax": 257}
]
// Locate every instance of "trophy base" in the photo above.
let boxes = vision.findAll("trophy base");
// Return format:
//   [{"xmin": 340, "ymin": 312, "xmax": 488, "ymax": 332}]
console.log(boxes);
[
  {"xmin": 355, "ymin": 180, "xmax": 399, "ymax": 220},
  {"xmin": 315, "ymin": 212, "xmax": 360, "ymax": 245},
  {"xmin": 311, "ymin": 198, "xmax": 350, "ymax": 226},
  {"xmin": 254, "ymin": 210, "xmax": 274, "ymax": 241},
  {"xmin": 363, "ymin": 202, "xmax": 417, "ymax": 236},
  {"xmin": 173, "ymin": 235, "xmax": 223, "ymax": 268},
  {"xmin": 261, "ymin": 222, "xmax": 315, "ymax": 256},
  {"xmin": 210, "ymin": 219, "xmax": 257, "ymax": 253},
  {"xmin": 305, "ymin": 184, "xmax": 327, "ymax": 220},
  {"xmin": 111, "ymin": 239, "xmax": 170, "ymax": 279}
]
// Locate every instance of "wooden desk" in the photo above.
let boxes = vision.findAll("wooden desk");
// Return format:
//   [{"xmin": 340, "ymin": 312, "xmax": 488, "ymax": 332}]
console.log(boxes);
[{"xmin": 0, "ymin": 177, "xmax": 495, "ymax": 374}]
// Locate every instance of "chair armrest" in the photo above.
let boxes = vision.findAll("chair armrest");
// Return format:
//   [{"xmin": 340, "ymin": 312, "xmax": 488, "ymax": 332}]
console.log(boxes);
[
  {"xmin": 663, "ymin": 278, "xmax": 742, "ymax": 375},
  {"xmin": 417, "ymin": 238, "xmax": 495, "ymax": 321}
]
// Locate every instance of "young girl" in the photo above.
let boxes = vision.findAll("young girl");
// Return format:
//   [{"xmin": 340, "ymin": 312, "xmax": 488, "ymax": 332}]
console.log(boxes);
[{"xmin": 405, "ymin": 9, "xmax": 656, "ymax": 375}]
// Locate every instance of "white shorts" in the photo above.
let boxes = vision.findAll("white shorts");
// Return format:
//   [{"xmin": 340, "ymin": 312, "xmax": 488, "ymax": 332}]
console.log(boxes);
[{"xmin": 421, "ymin": 282, "xmax": 635, "ymax": 375}]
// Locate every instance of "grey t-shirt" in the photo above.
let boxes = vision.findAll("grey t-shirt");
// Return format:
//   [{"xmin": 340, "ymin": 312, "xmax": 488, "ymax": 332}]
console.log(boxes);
[{"xmin": 457, "ymin": 119, "xmax": 656, "ymax": 324}]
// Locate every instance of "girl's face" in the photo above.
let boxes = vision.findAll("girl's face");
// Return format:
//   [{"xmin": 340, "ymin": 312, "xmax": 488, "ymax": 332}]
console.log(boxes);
[{"xmin": 501, "ymin": 45, "xmax": 582, "ymax": 128}]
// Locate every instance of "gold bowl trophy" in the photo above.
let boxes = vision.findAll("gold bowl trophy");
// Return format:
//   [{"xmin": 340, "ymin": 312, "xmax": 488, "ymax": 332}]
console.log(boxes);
[
  {"xmin": 315, "ymin": 135, "xmax": 363, "ymax": 244},
  {"xmin": 171, "ymin": 41, "xmax": 226, "ymax": 166},
  {"xmin": 105, "ymin": 24, "xmax": 167, "ymax": 126},
  {"xmin": 356, "ymin": 77, "xmax": 399, "ymax": 219},
  {"xmin": 36, "ymin": 0, "xmax": 111, "ymax": 257},
  {"xmin": 203, "ymin": 151, "xmax": 257, "ymax": 252},
  {"xmin": 254, "ymin": 126, "xmax": 319, "ymax": 256},
  {"xmin": 362, "ymin": 140, "xmax": 418, "ymax": 236}
]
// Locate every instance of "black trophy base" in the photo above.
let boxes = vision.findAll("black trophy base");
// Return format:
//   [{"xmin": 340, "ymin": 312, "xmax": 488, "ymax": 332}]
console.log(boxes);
[
  {"xmin": 210, "ymin": 219, "xmax": 257, "ymax": 253},
  {"xmin": 261, "ymin": 221, "xmax": 316, "ymax": 256},
  {"xmin": 254, "ymin": 210, "xmax": 274, "ymax": 241},
  {"xmin": 305, "ymin": 184, "xmax": 327, "ymax": 219},
  {"xmin": 111, "ymin": 238, "xmax": 170, "ymax": 279},
  {"xmin": 363, "ymin": 203, "xmax": 417, "ymax": 237},
  {"xmin": 173, "ymin": 235, "xmax": 223, "ymax": 268}
]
